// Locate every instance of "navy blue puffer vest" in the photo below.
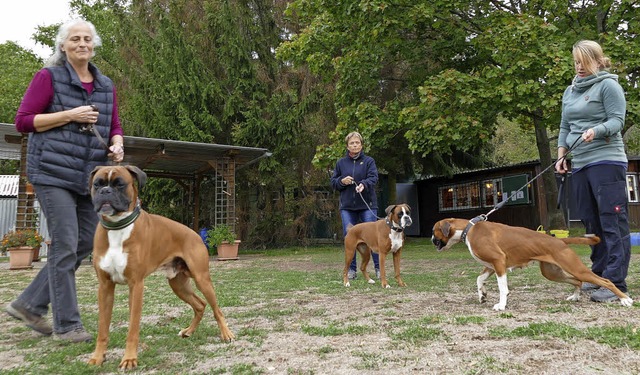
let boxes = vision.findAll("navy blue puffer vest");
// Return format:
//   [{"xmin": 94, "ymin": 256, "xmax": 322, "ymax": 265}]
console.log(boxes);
[{"xmin": 26, "ymin": 61, "xmax": 114, "ymax": 195}]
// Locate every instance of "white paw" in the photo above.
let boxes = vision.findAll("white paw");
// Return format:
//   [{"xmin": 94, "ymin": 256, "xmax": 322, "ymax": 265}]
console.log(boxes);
[
  {"xmin": 344, "ymin": 282, "xmax": 350, "ymax": 287},
  {"xmin": 620, "ymin": 297, "xmax": 633, "ymax": 307},
  {"xmin": 492, "ymin": 303, "xmax": 506, "ymax": 311},
  {"xmin": 178, "ymin": 329, "xmax": 191, "ymax": 337},
  {"xmin": 368, "ymin": 279, "xmax": 375, "ymax": 284},
  {"xmin": 384, "ymin": 284, "xmax": 391, "ymax": 289},
  {"xmin": 566, "ymin": 294, "xmax": 580, "ymax": 302}
]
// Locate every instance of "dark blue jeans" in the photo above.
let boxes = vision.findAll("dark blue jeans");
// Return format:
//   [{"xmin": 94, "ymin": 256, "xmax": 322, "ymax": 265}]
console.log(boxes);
[
  {"xmin": 341, "ymin": 209, "xmax": 380, "ymax": 271},
  {"xmin": 572, "ymin": 164, "xmax": 630, "ymax": 292},
  {"xmin": 13, "ymin": 184, "xmax": 97, "ymax": 334}
]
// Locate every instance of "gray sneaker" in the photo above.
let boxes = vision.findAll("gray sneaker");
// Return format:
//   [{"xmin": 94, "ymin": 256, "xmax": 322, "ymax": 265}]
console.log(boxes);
[
  {"xmin": 590, "ymin": 287, "xmax": 620, "ymax": 303},
  {"xmin": 347, "ymin": 269, "xmax": 357, "ymax": 280},
  {"xmin": 5, "ymin": 302, "xmax": 52, "ymax": 335},
  {"xmin": 581, "ymin": 282, "xmax": 600, "ymax": 293},
  {"xmin": 54, "ymin": 328, "xmax": 93, "ymax": 343},
  {"xmin": 375, "ymin": 269, "xmax": 380, "ymax": 279}
]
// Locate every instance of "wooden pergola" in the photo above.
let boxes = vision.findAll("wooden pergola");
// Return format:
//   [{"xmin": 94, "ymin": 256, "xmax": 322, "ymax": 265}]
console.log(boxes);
[{"xmin": 0, "ymin": 123, "xmax": 271, "ymax": 233}]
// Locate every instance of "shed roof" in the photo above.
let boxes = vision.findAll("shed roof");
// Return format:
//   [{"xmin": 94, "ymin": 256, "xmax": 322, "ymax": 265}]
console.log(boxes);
[{"xmin": 0, "ymin": 123, "xmax": 272, "ymax": 178}]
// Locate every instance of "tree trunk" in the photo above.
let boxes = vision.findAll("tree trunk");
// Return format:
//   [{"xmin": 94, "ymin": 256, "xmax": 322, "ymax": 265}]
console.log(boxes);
[
  {"xmin": 533, "ymin": 115, "xmax": 567, "ymax": 229},
  {"xmin": 386, "ymin": 172, "xmax": 397, "ymax": 207}
]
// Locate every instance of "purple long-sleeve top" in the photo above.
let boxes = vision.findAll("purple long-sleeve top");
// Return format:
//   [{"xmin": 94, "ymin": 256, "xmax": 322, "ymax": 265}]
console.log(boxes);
[{"xmin": 14, "ymin": 68, "xmax": 124, "ymax": 138}]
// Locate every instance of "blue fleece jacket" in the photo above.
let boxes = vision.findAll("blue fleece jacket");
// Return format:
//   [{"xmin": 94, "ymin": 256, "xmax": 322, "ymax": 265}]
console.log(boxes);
[
  {"xmin": 558, "ymin": 71, "xmax": 627, "ymax": 170},
  {"xmin": 330, "ymin": 151, "xmax": 378, "ymax": 211}
]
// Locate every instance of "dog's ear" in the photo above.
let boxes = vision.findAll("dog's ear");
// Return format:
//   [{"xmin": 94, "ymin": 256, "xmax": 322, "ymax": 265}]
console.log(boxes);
[
  {"xmin": 89, "ymin": 166, "xmax": 102, "ymax": 186},
  {"xmin": 441, "ymin": 221, "xmax": 451, "ymax": 238},
  {"xmin": 385, "ymin": 205, "xmax": 397, "ymax": 216},
  {"xmin": 124, "ymin": 165, "xmax": 148, "ymax": 191}
]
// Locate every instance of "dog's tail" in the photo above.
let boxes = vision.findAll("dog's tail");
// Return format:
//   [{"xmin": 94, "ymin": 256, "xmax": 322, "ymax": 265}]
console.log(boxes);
[{"xmin": 561, "ymin": 235, "xmax": 600, "ymax": 246}]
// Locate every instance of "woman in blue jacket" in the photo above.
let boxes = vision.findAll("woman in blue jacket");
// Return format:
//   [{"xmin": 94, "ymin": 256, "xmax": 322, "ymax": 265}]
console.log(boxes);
[
  {"xmin": 555, "ymin": 40, "xmax": 630, "ymax": 303},
  {"xmin": 331, "ymin": 131, "xmax": 380, "ymax": 279}
]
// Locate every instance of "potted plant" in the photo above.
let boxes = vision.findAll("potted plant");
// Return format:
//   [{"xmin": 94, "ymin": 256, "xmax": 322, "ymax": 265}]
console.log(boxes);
[
  {"xmin": 1, "ymin": 229, "xmax": 44, "ymax": 270},
  {"xmin": 206, "ymin": 224, "xmax": 240, "ymax": 260}
]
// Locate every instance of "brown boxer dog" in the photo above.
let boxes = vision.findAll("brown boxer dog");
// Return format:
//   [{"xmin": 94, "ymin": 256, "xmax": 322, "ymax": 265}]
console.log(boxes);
[
  {"xmin": 343, "ymin": 204, "xmax": 412, "ymax": 288},
  {"xmin": 431, "ymin": 218, "xmax": 633, "ymax": 310},
  {"xmin": 87, "ymin": 165, "xmax": 234, "ymax": 370}
]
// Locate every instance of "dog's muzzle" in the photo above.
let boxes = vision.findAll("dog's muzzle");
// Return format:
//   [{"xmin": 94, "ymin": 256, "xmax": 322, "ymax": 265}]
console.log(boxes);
[
  {"xmin": 431, "ymin": 236, "xmax": 446, "ymax": 251},
  {"xmin": 402, "ymin": 215, "xmax": 413, "ymax": 228}
]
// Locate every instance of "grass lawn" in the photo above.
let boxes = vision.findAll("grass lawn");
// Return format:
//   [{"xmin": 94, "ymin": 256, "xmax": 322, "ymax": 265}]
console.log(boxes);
[{"xmin": 1, "ymin": 237, "xmax": 640, "ymax": 374}]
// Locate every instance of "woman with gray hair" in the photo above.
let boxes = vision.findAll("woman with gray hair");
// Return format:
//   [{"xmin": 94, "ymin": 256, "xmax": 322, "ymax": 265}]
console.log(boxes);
[{"xmin": 5, "ymin": 18, "xmax": 124, "ymax": 343}]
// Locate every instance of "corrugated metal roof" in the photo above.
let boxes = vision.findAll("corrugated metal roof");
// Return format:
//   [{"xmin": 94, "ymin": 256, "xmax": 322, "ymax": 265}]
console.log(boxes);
[{"xmin": 0, "ymin": 175, "xmax": 18, "ymax": 197}]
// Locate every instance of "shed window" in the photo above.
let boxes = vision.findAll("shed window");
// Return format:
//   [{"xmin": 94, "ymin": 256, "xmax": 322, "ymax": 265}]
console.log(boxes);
[{"xmin": 627, "ymin": 174, "xmax": 638, "ymax": 203}]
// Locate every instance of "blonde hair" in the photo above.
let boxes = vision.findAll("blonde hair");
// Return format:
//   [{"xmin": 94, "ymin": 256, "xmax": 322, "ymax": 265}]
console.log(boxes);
[
  {"xmin": 572, "ymin": 40, "xmax": 611, "ymax": 76},
  {"xmin": 46, "ymin": 19, "xmax": 102, "ymax": 67},
  {"xmin": 345, "ymin": 131, "xmax": 364, "ymax": 145}
]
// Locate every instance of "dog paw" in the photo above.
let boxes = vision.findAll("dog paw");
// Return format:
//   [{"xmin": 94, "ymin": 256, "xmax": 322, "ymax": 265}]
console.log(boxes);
[
  {"xmin": 119, "ymin": 358, "xmax": 138, "ymax": 370},
  {"xmin": 87, "ymin": 355, "xmax": 105, "ymax": 366},
  {"xmin": 479, "ymin": 292, "xmax": 487, "ymax": 303},
  {"xmin": 220, "ymin": 329, "xmax": 235, "ymax": 342},
  {"xmin": 620, "ymin": 297, "xmax": 633, "ymax": 307},
  {"xmin": 367, "ymin": 279, "xmax": 375, "ymax": 284},
  {"xmin": 344, "ymin": 282, "xmax": 351, "ymax": 287},
  {"xmin": 384, "ymin": 284, "xmax": 391, "ymax": 289},
  {"xmin": 492, "ymin": 303, "xmax": 506, "ymax": 311},
  {"xmin": 178, "ymin": 329, "xmax": 192, "ymax": 337},
  {"xmin": 566, "ymin": 294, "xmax": 580, "ymax": 302}
]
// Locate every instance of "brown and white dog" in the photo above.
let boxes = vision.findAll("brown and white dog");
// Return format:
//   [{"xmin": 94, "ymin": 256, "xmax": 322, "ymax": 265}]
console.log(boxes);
[
  {"xmin": 87, "ymin": 165, "xmax": 234, "ymax": 370},
  {"xmin": 343, "ymin": 204, "xmax": 412, "ymax": 288},
  {"xmin": 431, "ymin": 218, "xmax": 633, "ymax": 310}
]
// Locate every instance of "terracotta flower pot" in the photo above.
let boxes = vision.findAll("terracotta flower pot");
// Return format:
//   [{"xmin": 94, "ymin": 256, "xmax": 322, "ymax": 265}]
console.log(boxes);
[
  {"xmin": 32, "ymin": 246, "xmax": 41, "ymax": 262},
  {"xmin": 8, "ymin": 246, "xmax": 35, "ymax": 270},
  {"xmin": 217, "ymin": 240, "xmax": 240, "ymax": 261}
]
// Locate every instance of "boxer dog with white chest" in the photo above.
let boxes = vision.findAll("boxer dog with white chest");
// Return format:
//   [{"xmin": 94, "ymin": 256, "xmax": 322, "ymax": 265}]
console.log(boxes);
[
  {"xmin": 343, "ymin": 204, "xmax": 412, "ymax": 288},
  {"xmin": 431, "ymin": 218, "xmax": 633, "ymax": 311},
  {"xmin": 87, "ymin": 165, "xmax": 234, "ymax": 370}
]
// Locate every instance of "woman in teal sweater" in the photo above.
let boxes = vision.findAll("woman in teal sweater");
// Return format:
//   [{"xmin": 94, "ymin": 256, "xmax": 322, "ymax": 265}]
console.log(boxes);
[{"xmin": 555, "ymin": 40, "xmax": 630, "ymax": 303}]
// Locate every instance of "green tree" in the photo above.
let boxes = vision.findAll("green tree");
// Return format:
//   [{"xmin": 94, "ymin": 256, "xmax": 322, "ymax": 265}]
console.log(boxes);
[
  {"xmin": 0, "ymin": 42, "xmax": 42, "ymax": 124},
  {"xmin": 70, "ymin": 0, "xmax": 333, "ymax": 245},
  {"xmin": 278, "ymin": 0, "xmax": 639, "ymax": 228}
]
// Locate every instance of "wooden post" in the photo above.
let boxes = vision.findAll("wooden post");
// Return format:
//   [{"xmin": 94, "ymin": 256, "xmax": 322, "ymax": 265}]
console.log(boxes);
[{"xmin": 16, "ymin": 134, "xmax": 37, "ymax": 231}]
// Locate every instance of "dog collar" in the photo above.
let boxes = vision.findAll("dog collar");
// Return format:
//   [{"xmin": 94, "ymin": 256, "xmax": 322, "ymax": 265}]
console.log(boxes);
[
  {"xmin": 460, "ymin": 215, "xmax": 487, "ymax": 243},
  {"xmin": 386, "ymin": 218, "xmax": 404, "ymax": 232},
  {"xmin": 99, "ymin": 203, "xmax": 141, "ymax": 230}
]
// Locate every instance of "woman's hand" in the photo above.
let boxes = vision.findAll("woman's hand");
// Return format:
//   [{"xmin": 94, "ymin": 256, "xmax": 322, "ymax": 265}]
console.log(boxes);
[
  {"xmin": 108, "ymin": 143, "xmax": 124, "ymax": 162},
  {"xmin": 341, "ymin": 176, "xmax": 354, "ymax": 185},
  {"xmin": 582, "ymin": 128, "xmax": 595, "ymax": 142},
  {"xmin": 555, "ymin": 158, "xmax": 568, "ymax": 174},
  {"xmin": 69, "ymin": 105, "xmax": 99, "ymax": 124}
]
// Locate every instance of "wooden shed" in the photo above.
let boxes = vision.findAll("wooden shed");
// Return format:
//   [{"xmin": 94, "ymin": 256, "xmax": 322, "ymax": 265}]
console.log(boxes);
[{"xmin": 0, "ymin": 123, "xmax": 271, "ymax": 234}]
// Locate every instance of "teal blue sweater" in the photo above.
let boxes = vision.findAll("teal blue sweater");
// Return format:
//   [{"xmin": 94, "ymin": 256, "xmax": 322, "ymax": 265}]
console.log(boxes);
[{"xmin": 558, "ymin": 71, "xmax": 627, "ymax": 170}]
